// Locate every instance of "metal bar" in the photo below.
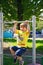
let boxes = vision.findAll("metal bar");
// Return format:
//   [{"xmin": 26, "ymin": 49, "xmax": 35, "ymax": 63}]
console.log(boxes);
[
  {"xmin": 4, "ymin": 20, "xmax": 32, "ymax": 24},
  {"xmin": 3, "ymin": 15, "xmax": 36, "ymax": 65},
  {"xmin": 2, "ymin": 12, "xmax": 3, "ymax": 65},
  {"xmin": 0, "ymin": 52, "xmax": 3, "ymax": 54},
  {"xmin": 32, "ymin": 15, "xmax": 36, "ymax": 65},
  {"xmin": 0, "ymin": 12, "xmax": 3, "ymax": 65},
  {"xmin": 3, "ymin": 54, "xmax": 41, "ymax": 58}
]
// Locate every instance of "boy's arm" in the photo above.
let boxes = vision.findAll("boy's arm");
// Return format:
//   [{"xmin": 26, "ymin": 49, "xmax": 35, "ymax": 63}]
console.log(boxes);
[
  {"xmin": 24, "ymin": 20, "xmax": 30, "ymax": 33},
  {"xmin": 13, "ymin": 21, "xmax": 17, "ymax": 33},
  {"xmin": 27, "ymin": 24, "xmax": 30, "ymax": 34}
]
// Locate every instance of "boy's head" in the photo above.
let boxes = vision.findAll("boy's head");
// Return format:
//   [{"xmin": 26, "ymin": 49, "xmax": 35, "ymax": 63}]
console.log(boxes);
[{"xmin": 20, "ymin": 23, "xmax": 27, "ymax": 31}]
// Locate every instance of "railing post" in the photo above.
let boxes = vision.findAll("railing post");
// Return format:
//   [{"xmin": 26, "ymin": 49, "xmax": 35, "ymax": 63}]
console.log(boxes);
[
  {"xmin": 32, "ymin": 15, "xmax": 36, "ymax": 65},
  {"xmin": 0, "ymin": 12, "xmax": 3, "ymax": 65}
]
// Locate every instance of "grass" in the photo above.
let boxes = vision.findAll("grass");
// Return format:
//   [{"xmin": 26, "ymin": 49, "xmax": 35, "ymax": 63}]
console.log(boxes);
[
  {"xmin": 3, "ymin": 55, "xmax": 27, "ymax": 65},
  {"xmin": 3, "ymin": 38, "xmax": 43, "ymax": 46},
  {"xmin": 3, "ymin": 39, "xmax": 43, "ymax": 65},
  {"xmin": 3, "ymin": 40, "xmax": 43, "ymax": 48}
]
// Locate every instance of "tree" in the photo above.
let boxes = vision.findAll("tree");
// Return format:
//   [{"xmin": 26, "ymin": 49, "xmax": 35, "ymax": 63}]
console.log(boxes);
[
  {"xmin": 0, "ymin": 0, "xmax": 17, "ymax": 21},
  {"xmin": 0, "ymin": 0, "xmax": 43, "ymax": 21},
  {"xmin": 16, "ymin": 0, "xmax": 23, "ymax": 29},
  {"xmin": 22, "ymin": 0, "xmax": 43, "ymax": 20},
  {"xmin": 16, "ymin": 0, "xmax": 23, "ymax": 21}
]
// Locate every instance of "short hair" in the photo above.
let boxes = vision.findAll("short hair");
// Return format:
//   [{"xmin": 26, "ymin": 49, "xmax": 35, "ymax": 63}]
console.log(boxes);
[{"xmin": 20, "ymin": 23, "xmax": 27, "ymax": 28}]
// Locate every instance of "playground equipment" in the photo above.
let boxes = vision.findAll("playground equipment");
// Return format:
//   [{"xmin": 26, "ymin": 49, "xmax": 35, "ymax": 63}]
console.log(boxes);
[
  {"xmin": 0, "ymin": 12, "xmax": 41, "ymax": 65},
  {"xmin": 0, "ymin": 12, "xmax": 3, "ymax": 65}
]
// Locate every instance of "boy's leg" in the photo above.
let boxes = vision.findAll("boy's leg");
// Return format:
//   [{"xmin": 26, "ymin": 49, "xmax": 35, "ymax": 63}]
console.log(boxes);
[
  {"xmin": 10, "ymin": 46, "xmax": 18, "ymax": 64},
  {"xmin": 17, "ymin": 56, "xmax": 24, "ymax": 65},
  {"xmin": 10, "ymin": 46, "xmax": 15, "ymax": 56},
  {"xmin": 15, "ymin": 48, "xmax": 26, "ymax": 65}
]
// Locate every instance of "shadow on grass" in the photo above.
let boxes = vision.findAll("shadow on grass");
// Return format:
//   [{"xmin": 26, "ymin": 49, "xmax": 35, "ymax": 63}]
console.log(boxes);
[
  {"xmin": 3, "ymin": 46, "xmax": 43, "ymax": 65},
  {"xmin": 3, "ymin": 55, "xmax": 27, "ymax": 65},
  {"xmin": 36, "ymin": 46, "xmax": 43, "ymax": 54}
]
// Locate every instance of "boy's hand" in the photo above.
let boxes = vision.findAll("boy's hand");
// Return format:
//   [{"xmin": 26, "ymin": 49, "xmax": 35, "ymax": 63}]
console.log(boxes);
[
  {"xmin": 13, "ymin": 21, "xmax": 17, "ymax": 33},
  {"xmin": 24, "ymin": 20, "xmax": 29, "ymax": 24},
  {"xmin": 14, "ymin": 21, "xmax": 17, "ymax": 25}
]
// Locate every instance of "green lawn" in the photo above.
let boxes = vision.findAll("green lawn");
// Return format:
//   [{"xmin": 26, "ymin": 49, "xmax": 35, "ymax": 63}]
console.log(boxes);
[
  {"xmin": 4, "ymin": 40, "xmax": 43, "ymax": 48},
  {"xmin": 3, "ymin": 38, "xmax": 43, "ymax": 48},
  {"xmin": 3, "ymin": 39, "xmax": 43, "ymax": 65},
  {"xmin": 3, "ymin": 55, "xmax": 27, "ymax": 65}
]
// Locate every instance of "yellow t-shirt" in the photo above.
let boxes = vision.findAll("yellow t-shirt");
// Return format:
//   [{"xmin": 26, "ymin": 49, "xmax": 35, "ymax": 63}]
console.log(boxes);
[{"xmin": 15, "ymin": 30, "xmax": 30, "ymax": 47}]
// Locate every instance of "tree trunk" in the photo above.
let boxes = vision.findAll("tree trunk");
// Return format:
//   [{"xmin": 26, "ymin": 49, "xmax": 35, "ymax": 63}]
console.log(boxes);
[{"xmin": 16, "ymin": 0, "xmax": 23, "ymax": 29}]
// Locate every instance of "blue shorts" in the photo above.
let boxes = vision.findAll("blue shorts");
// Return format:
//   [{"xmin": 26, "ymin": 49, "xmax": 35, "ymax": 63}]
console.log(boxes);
[{"xmin": 11, "ymin": 46, "xmax": 26, "ymax": 56}]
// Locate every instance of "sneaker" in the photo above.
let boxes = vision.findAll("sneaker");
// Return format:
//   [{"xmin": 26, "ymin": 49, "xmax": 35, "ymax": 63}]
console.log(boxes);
[
  {"xmin": 14, "ymin": 57, "xmax": 17, "ymax": 64},
  {"xmin": 19, "ymin": 60, "xmax": 24, "ymax": 65}
]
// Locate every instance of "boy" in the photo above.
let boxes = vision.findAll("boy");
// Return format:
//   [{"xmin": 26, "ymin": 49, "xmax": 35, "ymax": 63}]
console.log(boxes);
[{"xmin": 10, "ymin": 20, "xmax": 30, "ymax": 65}]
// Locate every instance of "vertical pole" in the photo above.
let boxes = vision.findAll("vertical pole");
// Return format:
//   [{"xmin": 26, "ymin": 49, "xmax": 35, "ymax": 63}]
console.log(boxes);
[
  {"xmin": 0, "ymin": 12, "xmax": 3, "ymax": 65},
  {"xmin": 32, "ymin": 15, "xmax": 36, "ymax": 65}
]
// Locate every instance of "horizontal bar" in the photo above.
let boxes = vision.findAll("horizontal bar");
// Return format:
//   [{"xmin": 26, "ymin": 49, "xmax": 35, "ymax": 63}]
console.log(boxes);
[
  {"xmin": 4, "ymin": 20, "xmax": 32, "ymax": 24},
  {"xmin": 3, "ymin": 54, "xmax": 41, "ymax": 58}
]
